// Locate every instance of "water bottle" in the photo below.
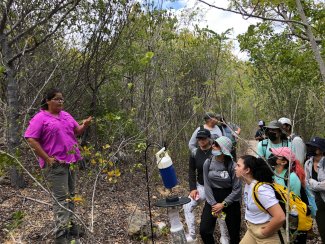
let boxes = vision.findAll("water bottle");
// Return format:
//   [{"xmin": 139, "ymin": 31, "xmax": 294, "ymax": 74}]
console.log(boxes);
[
  {"xmin": 155, "ymin": 147, "xmax": 178, "ymax": 189},
  {"xmin": 289, "ymin": 205, "xmax": 298, "ymax": 231}
]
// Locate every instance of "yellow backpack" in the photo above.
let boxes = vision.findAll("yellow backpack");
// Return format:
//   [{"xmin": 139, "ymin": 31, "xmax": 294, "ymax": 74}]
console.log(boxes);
[{"xmin": 252, "ymin": 182, "xmax": 313, "ymax": 232}]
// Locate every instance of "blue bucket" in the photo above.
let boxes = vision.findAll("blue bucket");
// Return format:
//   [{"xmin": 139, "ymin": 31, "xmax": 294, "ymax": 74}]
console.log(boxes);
[{"xmin": 159, "ymin": 165, "xmax": 178, "ymax": 189}]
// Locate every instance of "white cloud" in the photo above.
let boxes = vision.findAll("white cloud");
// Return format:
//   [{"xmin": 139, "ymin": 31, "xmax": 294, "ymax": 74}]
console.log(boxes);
[{"xmin": 174, "ymin": 0, "xmax": 260, "ymax": 59}]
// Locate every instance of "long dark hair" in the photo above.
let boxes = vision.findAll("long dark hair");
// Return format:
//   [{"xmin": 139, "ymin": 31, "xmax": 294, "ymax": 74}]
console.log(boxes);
[
  {"xmin": 240, "ymin": 155, "xmax": 274, "ymax": 183},
  {"xmin": 41, "ymin": 88, "xmax": 61, "ymax": 110}
]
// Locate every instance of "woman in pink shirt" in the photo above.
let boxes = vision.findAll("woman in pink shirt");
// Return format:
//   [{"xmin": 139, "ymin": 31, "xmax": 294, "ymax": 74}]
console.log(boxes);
[{"xmin": 25, "ymin": 88, "xmax": 91, "ymax": 243}]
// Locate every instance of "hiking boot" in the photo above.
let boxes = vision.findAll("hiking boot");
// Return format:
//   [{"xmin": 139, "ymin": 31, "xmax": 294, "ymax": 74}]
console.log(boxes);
[{"xmin": 70, "ymin": 223, "xmax": 84, "ymax": 237}]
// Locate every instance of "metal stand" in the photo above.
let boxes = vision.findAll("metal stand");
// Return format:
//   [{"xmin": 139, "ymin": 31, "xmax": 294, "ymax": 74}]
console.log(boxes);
[{"xmin": 155, "ymin": 196, "xmax": 191, "ymax": 244}]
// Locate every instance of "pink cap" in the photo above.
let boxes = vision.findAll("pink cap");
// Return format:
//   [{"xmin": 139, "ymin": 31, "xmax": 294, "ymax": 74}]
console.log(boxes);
[{"xmin": 270, "ymin": 147, "xmax": 296, "ymax": 162}]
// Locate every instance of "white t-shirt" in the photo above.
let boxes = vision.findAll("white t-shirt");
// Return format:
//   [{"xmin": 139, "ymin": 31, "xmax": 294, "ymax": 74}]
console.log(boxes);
[{"xmin": 244, "ymin": 181, "xmax": 279, "ymax": 224}]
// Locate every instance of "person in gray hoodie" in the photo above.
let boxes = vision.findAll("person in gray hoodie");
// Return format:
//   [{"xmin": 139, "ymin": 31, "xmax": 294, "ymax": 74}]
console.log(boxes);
[
  {"xmin": 304, "ymin": 137, "xmax": 325, "ymax": 243},
  {"xmin": 200, "ymin": 136, "xmax": 242, "ymax": 244}
]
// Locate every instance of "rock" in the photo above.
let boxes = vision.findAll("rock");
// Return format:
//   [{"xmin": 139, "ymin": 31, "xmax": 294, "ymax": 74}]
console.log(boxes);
[
  {"xmin": 154, "ymin": 221, "xmax": 168, "ymax": 238},
  {"xmin": 155, "ymin": 221, "xmax": 167, "ymax": 230},
  {"xmin": 127, "ymin": 209, "xmax": 152, "ymax": 237}
]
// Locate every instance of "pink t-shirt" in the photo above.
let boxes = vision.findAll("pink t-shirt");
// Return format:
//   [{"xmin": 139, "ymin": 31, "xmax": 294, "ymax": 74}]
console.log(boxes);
[{"xmin": 25, "ymin": 110, "xmax": 81, "ymax": 168}]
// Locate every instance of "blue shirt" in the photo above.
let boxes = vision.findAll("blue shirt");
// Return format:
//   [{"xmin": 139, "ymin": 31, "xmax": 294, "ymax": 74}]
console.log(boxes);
[
  {"xmin": 257, "ymin": 139, "xmax": 294, "ymax": 159},
  {"xmin": 274, "ymin": 169, "xmax": 301, "ymax": 197}
]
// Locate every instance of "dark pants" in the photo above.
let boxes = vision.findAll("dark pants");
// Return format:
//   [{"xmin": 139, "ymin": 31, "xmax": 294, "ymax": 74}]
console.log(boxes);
[
  {"xmin": 44, "ymin": 163, "xmax": 76, "ymax": 238},
  {"xmin": 200, "ymin": 188, "xmax": 241, "ymax": 244},
  {"xmin": 315, "ymin": 193, "xmax": 325, "ymax": 243}
]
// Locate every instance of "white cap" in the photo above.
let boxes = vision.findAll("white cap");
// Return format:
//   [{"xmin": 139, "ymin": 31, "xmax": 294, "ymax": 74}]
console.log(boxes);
[
  {"xmin": 278, "ymin": 117, "xmax": 292, "ymax": 126},
  {"xmin": 258, "ymin": 120, "xmax": 264, "ymax": 126}
]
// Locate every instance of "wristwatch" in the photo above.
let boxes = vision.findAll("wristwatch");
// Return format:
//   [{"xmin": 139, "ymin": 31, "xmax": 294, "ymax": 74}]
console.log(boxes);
[{"xmin": 222, "ymin": 201, "xmax": 228, "ymax": 208}]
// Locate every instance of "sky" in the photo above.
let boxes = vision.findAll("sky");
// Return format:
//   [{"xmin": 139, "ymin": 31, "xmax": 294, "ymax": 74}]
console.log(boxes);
[{"xmin": 160, "ymin": 0, "xmax": 260, "ymax": 59}]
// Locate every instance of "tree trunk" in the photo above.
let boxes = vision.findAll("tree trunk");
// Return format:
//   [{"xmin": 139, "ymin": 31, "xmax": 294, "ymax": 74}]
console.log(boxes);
[
  {"xmin": 295, "ymin": 0, "xmax": 325, "ymax": 83},
  {"xmin": 0, "ymin": 33, "xmax": 25, "ymax": 188}
]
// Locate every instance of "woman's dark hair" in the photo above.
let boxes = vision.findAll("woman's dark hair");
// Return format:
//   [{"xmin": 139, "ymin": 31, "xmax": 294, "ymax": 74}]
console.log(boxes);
[
  {"xmin": 280, "ymin": 132, "xmax": 289, "ymax": 141},
  {"xmin": 240, "ymin": 155, "xmax": 274, "ymax": 183},
  {"xmin": 41, "ymin": 88, "xmax": 61, "ymax": 110}
]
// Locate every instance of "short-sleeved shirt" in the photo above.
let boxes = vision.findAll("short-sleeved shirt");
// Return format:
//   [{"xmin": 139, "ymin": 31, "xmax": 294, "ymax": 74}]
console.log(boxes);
[
  {"xmin": 24, "ymin": 110, "xmax": 81, "ymax": 168},
  {"xmin": 274, "ymin": 169, "xmax": 301, "ymax": 197},
  {"xmin": 257, "ymin": 139, "xmax": 294, "ymax": 159},
  {"xmin": 244, "ymin": 181, "xmax": 278, "ymax": 224},
  {"xmin": 255, "ymin": 129, "xmax": 265, "ymax": 141}
]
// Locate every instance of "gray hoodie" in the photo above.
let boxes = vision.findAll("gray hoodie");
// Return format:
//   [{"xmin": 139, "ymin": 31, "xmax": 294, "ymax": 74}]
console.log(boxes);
[{"xmin": 203, "ymin": 157, "xmax": 242, "ymax": 206}]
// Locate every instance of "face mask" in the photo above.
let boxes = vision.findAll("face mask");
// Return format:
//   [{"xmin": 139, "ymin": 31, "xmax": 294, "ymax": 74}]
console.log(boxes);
[
  {"xmin": 267, "ymin": 154, "xmax": 277, "ymax": 167},
  {"xmin": 212, "ymin": 150, "xmax": 223, "ymax": 157},
  {"xmin": 268, "ymin": 132, "xmax": 277, "ymax": 141}
]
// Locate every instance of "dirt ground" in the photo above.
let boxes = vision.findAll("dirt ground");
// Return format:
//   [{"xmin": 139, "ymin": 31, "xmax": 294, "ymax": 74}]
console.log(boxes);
[{"xmin": 0, "ymin": 140, "xmax": 323, "ymax": 243}]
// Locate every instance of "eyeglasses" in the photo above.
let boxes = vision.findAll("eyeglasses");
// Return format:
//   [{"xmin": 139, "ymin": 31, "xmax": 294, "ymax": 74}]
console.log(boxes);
[{"xmin": 51, "ymin": 98, "xmax": 64, "ymax": 102}]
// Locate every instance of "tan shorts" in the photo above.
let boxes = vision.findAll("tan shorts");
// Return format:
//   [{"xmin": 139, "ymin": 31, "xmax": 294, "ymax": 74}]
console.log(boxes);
[{"xmin": 240, "ymin": 221, "xmax": 284, "ymax": 244}]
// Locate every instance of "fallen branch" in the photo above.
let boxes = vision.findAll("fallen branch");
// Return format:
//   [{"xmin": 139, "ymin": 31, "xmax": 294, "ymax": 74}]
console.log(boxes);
[{"xmin": 18, "ymin": 194, "xmax": 52, "ymax": 206}]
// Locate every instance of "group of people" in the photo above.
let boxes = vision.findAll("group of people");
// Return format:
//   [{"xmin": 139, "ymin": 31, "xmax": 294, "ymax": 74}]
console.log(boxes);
[
  {"xmin": 24, "ymin": 88, "xmax": 325, "ymax": 244},
  {"xmin": 184, "ymin": 113, "xmax": 325, "ymax": 244}
]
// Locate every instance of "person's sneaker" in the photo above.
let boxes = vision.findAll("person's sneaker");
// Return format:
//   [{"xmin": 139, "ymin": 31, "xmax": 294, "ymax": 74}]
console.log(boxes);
[
  {"xmin": 185, "ymin": 233, "xmax": 197, "ymax": 243},
  {"xmin": 220, "ymin": 235, "xmax": 230, "ymax": 244},
  {"xmin": 70, "ymin": 223, "xmax": 84, "ymax": 237}
]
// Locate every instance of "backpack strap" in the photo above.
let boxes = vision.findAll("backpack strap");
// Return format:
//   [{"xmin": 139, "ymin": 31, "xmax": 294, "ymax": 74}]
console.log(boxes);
[
  {"xmin": 283, "ymin": 169, "xmax": 289, "ymax": 186},
  {"xmin": 217, "ymin": 125, "xmax": 224, "ymax": 136},
  {"xmin": 206, "ymin": 156, "xmax": 213, "ymax": 170},
  {"xmin": 252, "ymin": 181, "xmax": 275, "ymax": 213},
  {"xmin": 278, "ymin": 230, "xmax": 285, "ymax": 244},
  {"xmin": 261, "ymin": 139, "xmax": 269, "ymax": 158},
  {"xmin": 282, "ymin": 140, "xmax": 289, "ymax": 147},
  {"xmin": 225, "ymin": 159, "xmax": 233, "ymax": 185}
]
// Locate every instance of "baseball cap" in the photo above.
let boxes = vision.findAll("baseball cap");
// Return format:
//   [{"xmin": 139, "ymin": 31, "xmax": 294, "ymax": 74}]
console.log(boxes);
[
  {"xmin": 306, "ymin": 137, "xmax": 325, "ymax": 152},
  {"xmin": 270, "ymin": 147, "xmax": 296, "ymax": 163},
  {"xmin": 278, "ymin": 117, "xmax": 292, "ymax": 126},
  {"xmin": 258, "ymin": 120, "xmax": 264, "ymax": 126},
  {"xmin": 196, "ymin": 128, "xmax": 211, "ymax": 138}
]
